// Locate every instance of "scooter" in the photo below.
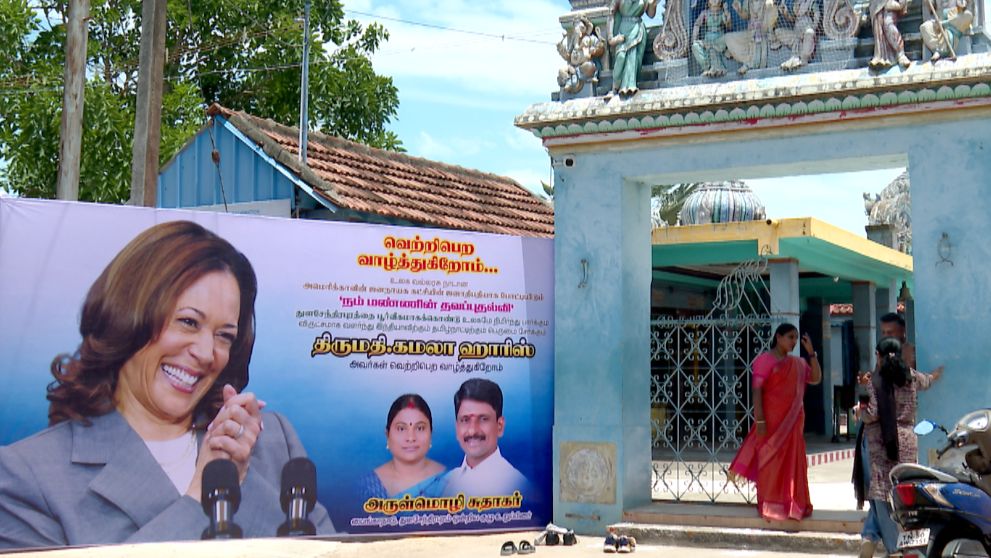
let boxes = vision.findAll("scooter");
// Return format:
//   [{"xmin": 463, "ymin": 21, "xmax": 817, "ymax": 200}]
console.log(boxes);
[{"xmin": 889, "ymin": 409, "xmax": 991, "ymax": 558}]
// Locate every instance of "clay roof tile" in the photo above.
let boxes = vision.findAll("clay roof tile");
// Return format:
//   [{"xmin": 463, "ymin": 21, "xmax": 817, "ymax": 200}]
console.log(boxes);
[{"xmin": 208, "ymin": 104, "xmax": 553, "ymax": 238}]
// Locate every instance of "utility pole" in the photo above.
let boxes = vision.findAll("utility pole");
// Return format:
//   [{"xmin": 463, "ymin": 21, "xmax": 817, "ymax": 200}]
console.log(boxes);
[
  {"xmin": 56, "ymin": 0, "xmax": 90, "ymax": 201},
  {"xmin": 129, "ymin": 0, "xmax": 167, "ymax": 207},
  {"xmin": 298, "ymin": 0, "xmax": 310, "ymax": 165}
]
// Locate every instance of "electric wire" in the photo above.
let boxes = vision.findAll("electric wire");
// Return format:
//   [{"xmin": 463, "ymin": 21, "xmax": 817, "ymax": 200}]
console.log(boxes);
[
  {"xmin": 0, "ymin": 8, "xmax": 563, "ymax": 94},
  {"xmin": 345, "ymin": 9, "xmax": 558, "ymax": 45}
]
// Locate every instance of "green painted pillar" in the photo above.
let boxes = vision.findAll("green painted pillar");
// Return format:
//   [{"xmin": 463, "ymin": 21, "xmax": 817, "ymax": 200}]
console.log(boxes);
[{"xmin": 852, "ymin": 281, "xmax": 877, "ymax": 373}]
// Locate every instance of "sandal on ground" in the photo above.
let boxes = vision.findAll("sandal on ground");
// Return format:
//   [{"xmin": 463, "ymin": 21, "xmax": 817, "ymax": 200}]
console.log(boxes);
[
  {"xmin": 535, "ymin": 530, "xmax": 560, "ymax": 546},
  {"xmin": 604, "ymin": 533, "xmax": 619, "ymax": 553},
  {"xmin": 518, "ymin": 540, "xmax": 535, "ymax": 554},
  {"xmin": 501, "ymin": 541, "xmax": 517, "ymax": 555}
]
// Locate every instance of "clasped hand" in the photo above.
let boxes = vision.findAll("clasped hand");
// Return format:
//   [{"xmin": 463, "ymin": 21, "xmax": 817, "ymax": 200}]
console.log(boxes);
[{"xmin": 186, "ymin": 384, "xmax": 265, "ymax": 501}]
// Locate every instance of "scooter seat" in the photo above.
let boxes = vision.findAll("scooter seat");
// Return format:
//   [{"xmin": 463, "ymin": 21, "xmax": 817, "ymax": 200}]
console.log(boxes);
[{"xmin": 890, "ymin": 463, "xmax": 960, "ymax": 483}]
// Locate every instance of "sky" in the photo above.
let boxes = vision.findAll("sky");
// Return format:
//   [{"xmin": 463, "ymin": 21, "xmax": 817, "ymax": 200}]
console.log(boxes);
[{"xmin": 341, "ymin": 0, "xmax": 905, "ymax": 238}]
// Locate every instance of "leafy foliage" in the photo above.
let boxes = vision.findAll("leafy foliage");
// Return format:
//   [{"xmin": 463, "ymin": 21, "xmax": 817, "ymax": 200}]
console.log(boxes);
[
  {"xmin": 0, "ymin": 0, "xmax": 400, "ymax": 202},
  {"xmin": 652, "ymin": 183, "xmax": 702, "ymax": 226},
  {"xmin": 536, "ymin": 181, "xmax": 696, "ymax": 219}
]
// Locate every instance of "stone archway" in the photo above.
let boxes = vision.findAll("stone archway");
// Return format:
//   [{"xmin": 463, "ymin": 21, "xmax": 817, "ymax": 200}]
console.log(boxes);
[{"xmin": 519, "ymin": 54, "xmax": 991, "ymax": 530}]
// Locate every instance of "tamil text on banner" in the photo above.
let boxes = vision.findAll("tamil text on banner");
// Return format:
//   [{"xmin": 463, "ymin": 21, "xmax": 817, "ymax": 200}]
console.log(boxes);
[{"xmin": 0, "ymin": 198, "xmax": 553, "ymax": 549}]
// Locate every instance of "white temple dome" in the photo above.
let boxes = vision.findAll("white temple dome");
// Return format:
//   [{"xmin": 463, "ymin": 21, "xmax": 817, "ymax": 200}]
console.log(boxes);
[{"xmin": 678, "ymin": 180, "xmax": 766, "ymax": 225}]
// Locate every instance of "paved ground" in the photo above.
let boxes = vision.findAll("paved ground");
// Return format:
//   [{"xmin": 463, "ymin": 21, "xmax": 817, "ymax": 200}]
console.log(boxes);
[
  {"xmin": 650, "ymin": 444, "xmax": 860, "ymax": 511},
  {"xmin": 2, "ymin": 452, "xmax": 864, "ymax": 558},
  {"xmin": 807, "ymin": 450, "xmax": 859, "ymax": 512},
  {"xmin": 0, "ymin": 534, "xmax": 855, "ymax": 558}
]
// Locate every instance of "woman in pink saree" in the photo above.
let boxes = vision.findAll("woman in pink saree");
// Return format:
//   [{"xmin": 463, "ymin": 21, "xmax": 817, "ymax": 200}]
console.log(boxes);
[{"xmin": 729, "ymin": 323, "xmax": 822, "ymax": 520}]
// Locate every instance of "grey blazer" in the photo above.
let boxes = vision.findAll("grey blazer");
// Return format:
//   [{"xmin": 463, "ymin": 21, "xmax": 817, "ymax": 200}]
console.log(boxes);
[{"xmin": 0, "ymin": 410, "xmax": 334, "ymax": 549}]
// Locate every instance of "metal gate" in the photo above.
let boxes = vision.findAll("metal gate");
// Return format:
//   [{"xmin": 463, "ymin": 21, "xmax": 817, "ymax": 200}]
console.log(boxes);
[{"xmin": 649, "ymin": 258, "xmax": 772, "ymax": 503}]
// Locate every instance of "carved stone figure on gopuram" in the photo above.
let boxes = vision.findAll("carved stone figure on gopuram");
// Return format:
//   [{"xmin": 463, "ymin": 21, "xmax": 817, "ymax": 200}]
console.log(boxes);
[
  {"xmin": 920, "ymin": 0, "xmax": 974, "ymax": 62},
  {"xmin": 606, "ymin": 0, "xmax": 660, "ymax": 98},
  {"xmin": 725, "ymin": 0, "xmax": 779, "ymax": 74},
  {"xmin": 776, "ymin": 0, "xmax": 821, "ymax": 70},
  {"xmin": 557, "ymin": 16, "xmax": 607, "ymax": 94},
  {"xmin": 868, "ymin": 0, "xmax": 915, "ymax": 69},
  {"xmin": 548, "ymin": 0, "xmax": 987, "ymax": 96},
  {"xmin": 692, "ymin": 0, "xmax": 733, "ymax": 76}
]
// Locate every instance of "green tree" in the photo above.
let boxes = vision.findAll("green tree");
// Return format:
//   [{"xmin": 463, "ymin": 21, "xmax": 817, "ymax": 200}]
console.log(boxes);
[
  {"xmin": 0, "ymin": 0, "xmax": 400, "ymax": 202},
  {"xmin": 540, "ymin": 181, "xmax": 696, "ymax": 219},
  {"xmin": 651, "ymin": 183, "xmax": 702, "ymax": 226}
]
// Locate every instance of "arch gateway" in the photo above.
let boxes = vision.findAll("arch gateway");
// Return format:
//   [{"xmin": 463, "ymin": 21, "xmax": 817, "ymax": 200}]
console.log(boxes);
[{"xmin": 517, "ymin": 0, "xmax": 991, "ymax": 532}]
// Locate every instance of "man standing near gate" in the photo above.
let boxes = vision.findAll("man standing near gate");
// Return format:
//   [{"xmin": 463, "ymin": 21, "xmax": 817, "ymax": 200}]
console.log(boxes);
[{"xmin": 856, "ymin": 312, "xmax": 944, "ymax": 558}]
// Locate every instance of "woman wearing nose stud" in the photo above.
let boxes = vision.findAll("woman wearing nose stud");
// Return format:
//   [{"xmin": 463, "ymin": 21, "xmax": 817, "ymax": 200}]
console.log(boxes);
[
  {"xmin": 0, "ymin": 220, "xmax": 334, "ymax": 549},
  {"xmin": 727, "ymin": 323, "xmax": 822, "ymax": 521},
  {"xmin": 358, "ymin": 394, "xmax": 447, "ymax": 500}
]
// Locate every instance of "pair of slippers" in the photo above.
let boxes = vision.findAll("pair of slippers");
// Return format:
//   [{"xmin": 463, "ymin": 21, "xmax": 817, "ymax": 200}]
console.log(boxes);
[
  {"xmin": 603, "ymin": 533, "xmax": 636, "ymax": 553},
  {"xmin": 534, "ymin": 528, "xmax": 577, "ymax": 546},
  {"xmin": 501, "ymin": 540, "xmax": 535, "ymax": 555}
]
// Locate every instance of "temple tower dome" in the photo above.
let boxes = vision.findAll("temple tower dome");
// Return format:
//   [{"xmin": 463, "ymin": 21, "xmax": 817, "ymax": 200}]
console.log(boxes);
[{"xmin": 678, "ymin": 180, "xmax": 767, "ymax": 225}]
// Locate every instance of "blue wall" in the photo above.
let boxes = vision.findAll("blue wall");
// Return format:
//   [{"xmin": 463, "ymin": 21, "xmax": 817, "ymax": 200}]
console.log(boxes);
[
  {"xmin": 158, "ymin": 118, "xmax": 296, "ymax": 209},
  {"xmin": 553, "ymin": 161, "xmax": 652, "ymax": 531},
  {"xmin": 551, "ymin": 112, "xmax": 991, "ymax": 529},
  {"xmin": 907, "ymin": 124, "xmax": 991, "ymax": 447}
]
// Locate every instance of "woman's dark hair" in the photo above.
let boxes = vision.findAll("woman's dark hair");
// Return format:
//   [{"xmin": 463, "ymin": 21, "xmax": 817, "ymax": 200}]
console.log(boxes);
[
  {"xmin": 877, "ymin": 336, "xmax": 911, "ymax": 387},
  {"xmin": 47, "ymin": 221, "xmax": 258, "ymax": 427},
  {"xmin": 386, "ymin": 393, "xmax": 433, "ymax": 432},
  {"xmin": 770, "ymin": 323, "xmax": 798, "ymax": 349}
]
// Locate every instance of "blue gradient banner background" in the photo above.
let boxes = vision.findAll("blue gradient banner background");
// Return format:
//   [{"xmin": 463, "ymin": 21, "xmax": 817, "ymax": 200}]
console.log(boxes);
[{"xmin": 0, "ymin": 198, "xmax": 553, "ymax": 536}]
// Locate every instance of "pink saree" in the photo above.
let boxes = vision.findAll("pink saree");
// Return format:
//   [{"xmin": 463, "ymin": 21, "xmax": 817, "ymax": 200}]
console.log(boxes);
[{"xmin": 728, "ymin": 353, "xmax": 813, "ymax": 520}]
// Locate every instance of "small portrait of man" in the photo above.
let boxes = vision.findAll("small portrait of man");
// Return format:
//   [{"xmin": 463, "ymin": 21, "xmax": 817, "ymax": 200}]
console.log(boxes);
[{"xmin": 443, "ymin": 378, "xmax": 528, "ymax": 497}]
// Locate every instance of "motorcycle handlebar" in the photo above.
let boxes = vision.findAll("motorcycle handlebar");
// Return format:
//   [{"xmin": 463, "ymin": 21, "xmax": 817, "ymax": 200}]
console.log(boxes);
[{"xmin": 936, "ymin": 440, "xmax": 954, "ymax": 459}]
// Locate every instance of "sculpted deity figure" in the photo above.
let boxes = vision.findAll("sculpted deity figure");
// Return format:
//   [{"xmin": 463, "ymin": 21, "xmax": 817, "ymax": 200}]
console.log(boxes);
[
  {"xmin": 920, "ymin": 0, "xmax": 973, "ymax": 61},
  {"xmin": 607, "ymin": 0, "xmax": 660, "ymax": 98},
  {"xmin": 776, "ymin": 0, "xmax": 822, "ymax": 70},
  {"xmin": 692, "ymin": 0, "xmax": 733, "ymax": 77},
  {"xmin": 557, "ymin": 16, "xmax": 607, "ymax": 94},
  {"xmin": 725, "ymin": 0, "xmax": 779, "ymax": 74},
  {"xmin": 868, "ymin": 0, "xmax": 912, "ymax": 70}
]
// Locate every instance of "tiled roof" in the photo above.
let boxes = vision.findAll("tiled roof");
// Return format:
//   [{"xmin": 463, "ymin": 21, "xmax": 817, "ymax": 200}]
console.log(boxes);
[
  {"xmin": 829, "ymin": 303, "xmax": 854, "ymax": 316},
  {"xmin": 207, "ymin": 104, "xmax": 554, "ymax": 238},
  {"xmin": 829, "ymin": 302, "xmax": 906, "ymax": 317}
]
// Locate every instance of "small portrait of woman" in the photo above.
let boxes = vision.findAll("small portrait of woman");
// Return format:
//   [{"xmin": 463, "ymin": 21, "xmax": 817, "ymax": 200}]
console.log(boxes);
[
  {"xmin": 358, "ymin": 394, "xmax": 447, "ymax": 500},
  {"xmin": 0, "ymin": 220, "xmax": 334, "ymax": 549}
]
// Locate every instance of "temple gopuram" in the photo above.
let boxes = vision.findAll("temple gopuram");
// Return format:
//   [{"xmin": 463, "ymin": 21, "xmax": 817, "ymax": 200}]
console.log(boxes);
[{"xmin": 521, "ymin": 0, "xmax": 991, "ymax": 535}]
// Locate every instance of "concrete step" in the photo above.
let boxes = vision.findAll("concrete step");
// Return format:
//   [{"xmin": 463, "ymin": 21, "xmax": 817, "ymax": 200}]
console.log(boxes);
[
  {"xmin": 613, "ymin": 522, "xmax": 862, "ymax": 555},
  {"xmin": 619, "ymin": 502, "xmax": 866, "ymax": 554},
  {"xmin": 625, "ymin": 502, "xmax": 865, "ymax": 533}
]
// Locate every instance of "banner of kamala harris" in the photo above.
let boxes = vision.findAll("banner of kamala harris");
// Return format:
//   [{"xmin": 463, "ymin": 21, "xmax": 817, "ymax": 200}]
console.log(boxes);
[{"xmin": 0, "ymin": 198, "xmax": 553, "ymax": 547}]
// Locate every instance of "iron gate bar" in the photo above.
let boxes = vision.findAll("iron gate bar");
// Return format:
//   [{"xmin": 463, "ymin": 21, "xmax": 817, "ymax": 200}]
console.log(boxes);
[{"xmin": 650, "ymin": 258, "xmax": 771, "ymax": 503}]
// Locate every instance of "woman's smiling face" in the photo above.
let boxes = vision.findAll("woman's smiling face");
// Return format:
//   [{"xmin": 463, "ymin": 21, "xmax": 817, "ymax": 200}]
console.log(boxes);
[
  {"xmin": 115, "ymin": 270, "xmax": 241, "ymax": 429},
  {"xmin": 387, "ymin": 407, "xmax": 433, "ymax": 465}
]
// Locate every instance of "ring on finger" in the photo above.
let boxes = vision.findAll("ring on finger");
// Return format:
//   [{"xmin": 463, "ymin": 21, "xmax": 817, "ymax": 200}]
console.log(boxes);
[{"xmin": 234, "ymin": 422, "xmax": 245, "ymax": 440}]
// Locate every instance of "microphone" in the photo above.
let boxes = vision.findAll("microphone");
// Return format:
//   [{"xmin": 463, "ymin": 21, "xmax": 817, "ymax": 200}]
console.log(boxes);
[
  {"xmin": 201, "ymin": 459, "xmax": 243, "ymax": 540},
  {"xmin": 277, "ymin": 457, "xmax": 318, "ymax": 536}
]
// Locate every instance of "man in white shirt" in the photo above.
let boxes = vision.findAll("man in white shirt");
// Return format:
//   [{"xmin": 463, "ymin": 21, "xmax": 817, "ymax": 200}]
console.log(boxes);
[{"xmin": 442, "ymin": 378, "xmax": 528, "ymax": 497}]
